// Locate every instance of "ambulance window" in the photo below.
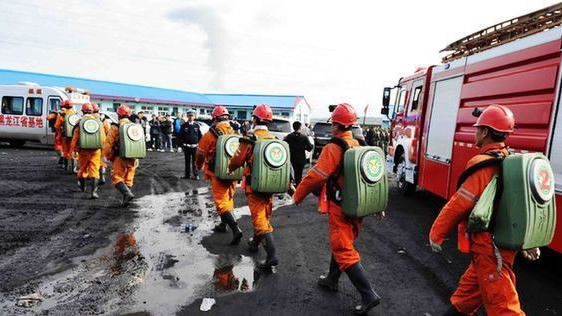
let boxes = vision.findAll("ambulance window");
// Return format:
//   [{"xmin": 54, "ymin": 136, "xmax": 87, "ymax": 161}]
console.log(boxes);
[
  {"xmin": 1, "ymin": 96, "xmax": 24, "ymax": 115},
  {"xmin": 26, "ymin": 97, "xmax": 43, "ymax": 116},
  {"xmin": 410, "ymin": 86, "xmax": 422, "ymax": 112},
  {"xmin": 49, "ymin": 97, "xmax": 61, "ymax": 112}
]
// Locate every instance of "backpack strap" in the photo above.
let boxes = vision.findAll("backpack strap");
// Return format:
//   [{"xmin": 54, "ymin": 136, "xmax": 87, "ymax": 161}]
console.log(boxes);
[
  {"xmin": 209, "ymin": 126, "xmax": 222, "ymax": 138},
  {"xmin": 456, "ymin": 152, "xmax": 505, "ymax": 190},
  {"xmin": 326, "ymin": 137, "xmax": 350, "ymax": 204}
]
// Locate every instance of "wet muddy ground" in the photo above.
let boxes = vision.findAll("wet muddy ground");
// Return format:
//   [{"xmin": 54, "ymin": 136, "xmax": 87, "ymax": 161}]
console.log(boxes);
[{"xmin": 0, "ymin": 143, "xmax": 561, "ymax": 315}]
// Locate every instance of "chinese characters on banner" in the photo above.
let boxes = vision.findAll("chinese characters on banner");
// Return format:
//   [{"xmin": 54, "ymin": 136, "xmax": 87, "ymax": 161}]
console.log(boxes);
[{"xmin": 0, "ymin": 115, "xmax": 44, "ymax": 128}]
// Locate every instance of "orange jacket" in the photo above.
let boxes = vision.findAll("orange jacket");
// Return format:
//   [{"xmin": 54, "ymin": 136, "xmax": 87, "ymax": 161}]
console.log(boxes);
[
  {"xmin": 293, "ymin": 131, "xmax": 359, "ymax": 206},
  {"xmin": 54, "ymin": 108, "xmax": 76, "ymax": 137},
  {"xmin": 196, "ymin": 121, "xmax": 235, "ymax": 178},
  {"xmin": 103, "ymin": 118, "xmax": 130, "ymax": 162},
  {"xmin": 228, "ymin": 126, "xmax": 275, "ymax": 192},
  {"xmin": 429, "ymin": 142, "xmax": 511, "ymax": 255}
]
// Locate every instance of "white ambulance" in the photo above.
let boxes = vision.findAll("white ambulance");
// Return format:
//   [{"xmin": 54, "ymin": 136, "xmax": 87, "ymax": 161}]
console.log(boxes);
[{"xmin": 0, "ymin": 83, "xmax": 90, "ymax": 147}]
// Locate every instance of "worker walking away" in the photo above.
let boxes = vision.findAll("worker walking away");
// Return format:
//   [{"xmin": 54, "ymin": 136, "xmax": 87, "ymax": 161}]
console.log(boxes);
[
  {"xmin": 71, "ymin": 103, "xmax": 105, "ymax": 199},
  {"xmin": 429, "ymin": 104, "xmax": 541, "ymax": 316},
  {"xmin": 196, "ymin": 106, "xmax": 243, "ymax": 245},
  {"xmin": 228, "ymin": 104, "xmax": 280, "ymax": 272},
  {"xmin": 54, "ymin": 100, "xmax": 79, "ymax": 172},
  {"xmin": 104, "ymin": 105, "xmax": 144, "ymax": 207},
  {"xmin": 179, "ymin": 110, "xmax": 202, "ymax": 180},
  {"xmin": 92, "ymin": 103, "xmax": 111, "ymax": 185},
  {"xmin": 48, "ymin": 108, "xmax": 64, "ymax": 167},
  {"xmin": 293, "ymin": 103, "xmax": 382, "ymax": 315},
  {"xmin": 283, "ymin": 121, "xmax": 313, "ymax": 185}
]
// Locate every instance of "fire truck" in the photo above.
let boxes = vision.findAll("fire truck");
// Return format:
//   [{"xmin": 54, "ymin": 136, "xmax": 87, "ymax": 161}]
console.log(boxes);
[{"xmin": 381, "ymin": 3, "xmax": 562, "ymax": 253}]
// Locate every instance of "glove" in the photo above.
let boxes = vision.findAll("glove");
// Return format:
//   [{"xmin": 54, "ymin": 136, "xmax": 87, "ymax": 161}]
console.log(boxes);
[
  {"xmin": 521, "ymin": 248, "xmax": 541, "ymax": 261},
  {"xmin": 429, "ymin": 240, "xmax": 442, "ymax": 253}
]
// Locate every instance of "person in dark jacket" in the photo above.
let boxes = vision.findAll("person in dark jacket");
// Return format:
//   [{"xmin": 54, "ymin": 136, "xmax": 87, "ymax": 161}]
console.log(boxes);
[
  {"xmin": 284, "ymin": 121, "xmax": 313, "ymax": 185},
  {"xmin": 161, "ymin": 115, "xmax": 174, "ymax": 152},
  {"xmin": 149, "ymin": 115, "xmax": 162, "ymax": 151},
  {"xmin": 178, "ymin": 110, "xmax": 202, "ymax": 179}
]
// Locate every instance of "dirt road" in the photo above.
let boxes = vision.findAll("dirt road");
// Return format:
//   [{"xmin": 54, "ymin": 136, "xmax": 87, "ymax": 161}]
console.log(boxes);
[{"xmin": 0, "ymin": 144, "xmax": 560, "ymax": 315}]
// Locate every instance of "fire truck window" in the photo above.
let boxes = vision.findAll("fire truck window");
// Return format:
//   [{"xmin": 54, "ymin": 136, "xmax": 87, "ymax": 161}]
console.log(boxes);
[
  {"xmin": 1, "ymin": 96, "xmax": 24, "ymax": 115},
  {"xmin": 49, "ymin": 97, "xmax": 61, "ymax": 112},
  {"xmin": 395, "ymin": 89, "xmax": 407, "ymax": 113},
  {"xmin": 26, "ymin": 97, "xmax": 43, "ymax": 116},
  {"xmin": 410, "ymin": 86, "xmax": 422, "ymax": 112}
]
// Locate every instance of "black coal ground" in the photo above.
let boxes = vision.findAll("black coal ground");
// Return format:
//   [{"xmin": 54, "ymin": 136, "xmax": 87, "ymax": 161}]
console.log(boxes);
[{"xmin": 0, "ymin": 144, "xmax": 561, "ymax": 315}]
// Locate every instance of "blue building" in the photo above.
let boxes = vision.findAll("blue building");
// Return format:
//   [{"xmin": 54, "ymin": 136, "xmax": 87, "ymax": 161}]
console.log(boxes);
[{"xmin": 0, "ymin": 69, "xmax": 311, "ymax": 123}]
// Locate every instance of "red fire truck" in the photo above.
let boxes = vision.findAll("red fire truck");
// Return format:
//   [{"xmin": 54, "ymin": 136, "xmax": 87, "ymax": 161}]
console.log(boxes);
[{"xmin": 381, "ymin": 3, "xmax": 562, "ymax": 253}]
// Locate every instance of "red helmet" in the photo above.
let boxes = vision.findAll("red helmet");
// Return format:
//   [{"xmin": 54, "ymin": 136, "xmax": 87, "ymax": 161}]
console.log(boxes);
[
  {"xmin": 81, "ymin": 103, "xmax": 93, "ymax": 113},
  {"xmin": 473, "ymin": 104, "xmax": 515, "ymax": 133},
  {"xmin": 116, "ymin": 104, "xmax": 132, "ymax": 117},
  {"xmin": 91, "ymin": 103, "xmax": 100, "ymax": 113},
  {"xmin": 62, "ymin": 100, "xmax": 72, "ymax": 109},
  {"xmin": 331, "ymin": 103, "xmax": 357, "ymax": 126},
  {"xmin": 253, "ymin": 104, "xmax": 273, "ymax": 121},
  {"xmin": 211, "ymin": 106, "xmax": 229, "ymax": 118}
]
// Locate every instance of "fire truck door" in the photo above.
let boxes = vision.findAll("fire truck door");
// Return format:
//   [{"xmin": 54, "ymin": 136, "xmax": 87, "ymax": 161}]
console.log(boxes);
[{"xmin": 548, "ymin": 77, "xmax": 562, "ymax": 253}]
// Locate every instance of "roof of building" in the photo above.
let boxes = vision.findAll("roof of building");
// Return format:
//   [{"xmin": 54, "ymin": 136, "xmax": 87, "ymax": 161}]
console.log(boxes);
[
  {"xmin": 0, "ymin": 69, "xmax": 213, "ymax": 106},
  {"xmin": 204, "ymin": 93, "xmax": 308, "ymax": 110}
]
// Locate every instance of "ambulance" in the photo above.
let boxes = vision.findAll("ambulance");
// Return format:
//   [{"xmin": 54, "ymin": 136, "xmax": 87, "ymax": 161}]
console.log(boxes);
[{"xmin": 0, "ymin": 83, "xmax": 90, "ymax": 147}]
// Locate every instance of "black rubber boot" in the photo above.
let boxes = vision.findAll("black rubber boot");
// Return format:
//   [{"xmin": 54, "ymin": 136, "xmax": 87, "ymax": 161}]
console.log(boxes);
[
  {"xmin": 247, "ymin": 234, "xmax": 263, "ymax": 253},
  {"xmin": 213, "ymin": 221, "xmax": 228, "ymax": 233},
  {"xmin": 345, "ymin": 263, "xmax": 381, "ymax": 315},
  {"xmin": 318, "ymin": 255, "xmax": 341, "ymax": 292},
  {"xmin": 78, "ymin": 178, "xmax": 86, "ymax": 192},
  {"xmin": 222, "ymin": 212, "xmax": 243, "ymax": 246},
  {"xmin": 115, "ymin": 182, "xmax": 134, "ymax": 206},
  {"xmin": 63, "ymin": 158, "xmax": 69, "ymax": 171},
  {"xmin": 443, "ymin": 306, "xmax": 465, "ymax": 316},
  {"xmin": 58, "ymin": 157, "xmax": 64, "ymax": 167},
  {"xmin": 91, "ymin": 179, "xmax": 100, "ymax": 199},
  {"xmin": 99, "ymin": 168, "xmax": 106, "ymax": 186},
  {"xmin": 258, "ymin": 233, "xmax": 279, "ymax": 272}
]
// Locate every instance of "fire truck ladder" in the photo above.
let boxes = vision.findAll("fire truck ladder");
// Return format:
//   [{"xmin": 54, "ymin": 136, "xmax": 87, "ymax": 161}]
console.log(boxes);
[{"xmin": 441, "ymin": 3, "xmax": 562, "ymax": 63}]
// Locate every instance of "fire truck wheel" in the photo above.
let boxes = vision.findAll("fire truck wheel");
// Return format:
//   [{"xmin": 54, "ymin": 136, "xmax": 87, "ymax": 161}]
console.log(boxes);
[
  {"xmin": 396, "ymin": 155, "xmax": 415, "ymax": 196},
  {"xmin": 8, "ymin": 140, "xmax": 26, "ymax": 148}
]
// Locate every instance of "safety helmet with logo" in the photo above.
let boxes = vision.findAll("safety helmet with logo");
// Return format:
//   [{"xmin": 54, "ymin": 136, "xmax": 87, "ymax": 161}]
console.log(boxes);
[
  {"xmin": 252, "ymin": 104, "xmax": 273, "ymax": 122},
  {"xmin": 331, "ymin": 103, "xmax": 357, "ymax": 127},
  {"xmin": 473, "ymin": 104, "xmax": 515, "ymax": 133},
  {"xmin": 211, "ymin": 106, "xmax": 229, "ymax": 118},
  {"xmin": 62, "ymin": 100, "xmax": 73, "ymax": 109},
  {"xmin": 117, "ymin": 104, "xmax": 132, "ymax": 118},
  {"xmin": 91, "ymin": 103, "xmax": 100, "ymax": 113},
  {"xmin": 81, "ymin": 103, "xmax": 93, "ymax": 113}
]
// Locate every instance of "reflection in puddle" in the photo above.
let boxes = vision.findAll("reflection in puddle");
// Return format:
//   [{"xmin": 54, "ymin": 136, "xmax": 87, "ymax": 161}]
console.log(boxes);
[{"xmin": 213, "ymin": 255, "xmax": 259, "ymax": 294}]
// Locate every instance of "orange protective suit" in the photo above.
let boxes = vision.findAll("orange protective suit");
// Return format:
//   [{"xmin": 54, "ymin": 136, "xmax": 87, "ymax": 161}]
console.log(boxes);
[
  {"xmin": 54, "ymin": 108, "xmax": 76, "ymax": 159},
  {"xmin": 429, "ymin": 142, "xmax": 524, "ymax": 315},
  {"xmin": 293, "ymin": 130, "xmax": 361, "ymax": 271},
  {"xmin": 196, "ymin": 121, "xmax": 237, "ymax": 215},
  {"xmin": 228, "ymin": 126, "xmax": 274, "ymax": 236},
  {"xmin": 104, "ymin": 118, "xmax": 138, "ymax": 187},
  {"xmin": 70, "ymin": 114, "xmax": 104, "ymax": 179},
  {"xmin": 48, "ymin": 112, "xmax": 63, "ymax": 151}
]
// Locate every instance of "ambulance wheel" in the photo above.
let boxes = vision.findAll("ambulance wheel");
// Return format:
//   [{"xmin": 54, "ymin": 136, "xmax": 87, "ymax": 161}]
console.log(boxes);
[
  {"xmin": 396, "ymin": 156, "xmax": 415, "ymax": 196},
  {"xmin": 8, "ymin": 140, "xmax": 25, "ymax": 148}
]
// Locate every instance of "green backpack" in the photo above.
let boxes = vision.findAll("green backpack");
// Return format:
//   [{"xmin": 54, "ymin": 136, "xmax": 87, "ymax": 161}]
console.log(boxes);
[
  {"xmin": 328, "ymin": 138, "xmax": 388, "ymax": 218},
  {"xmin": 119, "ymin": 122, "xmax": 146, "ymax": 159},
  {"xmin": 215, "ymin": 133, "xmax": 244, "ymax": 180},
  {"xmin": 462, "ymin": 153, "xmax": 557, "ymax": 250},
  {"xmin": 250, "ymin": 138, "xmax": 291, "ymax": 193},
  {"xmin": 64, "ymin": 112, "xmax": 80, "ymax": 138},
  {"xmin": 79, "ymin": 116, "xmax": 104, "ymax": 149}
]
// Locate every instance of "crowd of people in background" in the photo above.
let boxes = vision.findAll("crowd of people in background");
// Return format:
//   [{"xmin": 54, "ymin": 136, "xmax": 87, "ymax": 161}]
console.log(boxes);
[{"xmin": 364, "ymin": 127, "xmax": 390, "ymax": 153}]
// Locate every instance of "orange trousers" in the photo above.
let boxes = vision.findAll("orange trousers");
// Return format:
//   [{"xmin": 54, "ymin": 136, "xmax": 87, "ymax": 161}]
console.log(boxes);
[
  {"xmin": 111, "ymin": 157, "xmax": 138, "ymax": 187},
  {"xmin": 62, "ymin": 137, "xmax": 73, "ymax": 159},
  {"xmin": 54, "ymin": 132, "xmax": 63, "ymax": 152},
  {"xmin": 77, "ymin": 149, "xmax": 101, "ymax": 179},
  {"xmin": 211, "ymin": 176, "xmax": 236, "ymax": 215},
  {"xmin": 328, "ymin": 202, "xmax": 362, "ymax": 271},
  {"xmin": 451, "ymin": 252, "xmax": 524, "ymax": 316},
  {"xmin": 246, "ymin": 192, "xmax": 273, "ymax": 236}
]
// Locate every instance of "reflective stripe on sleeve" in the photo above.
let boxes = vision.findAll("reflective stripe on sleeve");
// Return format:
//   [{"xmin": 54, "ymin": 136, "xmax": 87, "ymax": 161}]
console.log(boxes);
[
  {"xmin": 311, "ymin": 166, "xmax": 330, "ymax": 179},
  {"xmin": 457, "ymin": 187, "xmax": 477, "ymax": 202}
]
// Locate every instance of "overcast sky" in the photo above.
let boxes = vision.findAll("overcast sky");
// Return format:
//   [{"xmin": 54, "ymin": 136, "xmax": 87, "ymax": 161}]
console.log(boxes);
[{"xmin": 0, "ymin": 0, "xmax": 559, "ymax": 117}]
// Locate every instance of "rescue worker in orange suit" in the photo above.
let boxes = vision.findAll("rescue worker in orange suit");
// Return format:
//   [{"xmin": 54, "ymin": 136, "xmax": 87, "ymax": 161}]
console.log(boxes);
[
  {"xmin": 228, "ymin": 104, "xmax": 279, "ymax": 271},
  {"xmin": 71, "ymin": 103, "xmax": 104, "ymax": 199},
  {"xmin": 103, "ymin": 105, "xmax": 137, "ymax": 206},
  {"xmin": 92, "ymin": 103, "xmax": 110, "ymax": 185},
  {"xmin": 47, "ymin": 109, "xmax": 64, "ymax": 167},
  {"xmin": 54, "ymin": 100, "xmax": 77, "ymax": 171},
  {"xmin": 293, "ymin": 103, "xmax": 381, "ymax": 315},
  {"xmin": 429, "ymin": 104, "xmax": 541, "ymax": 316},
  {"xmin": 195, "ymin": 106, "xmax": 243, "ymax": 245}
]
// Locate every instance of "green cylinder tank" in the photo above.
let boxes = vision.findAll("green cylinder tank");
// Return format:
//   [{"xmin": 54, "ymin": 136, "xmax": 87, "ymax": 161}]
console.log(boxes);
[
  {"xmin": 65, "ymin": 113, "xmax": 80, "ymax": 138},
  {"xmin": 119, "ymin": 123, "xmax": 146, "ymax": 159},
  {"xmin": 215, "ymin": 134, "xmax": 244, "ymax": 180},
  {"xmin": 342, "ymin": 146, "xmax": 388, "ymax": 218},
  {"xmin": 79, "ymin": 117, "xmax": 104, "ymax": 150},
  {"xmin": 251, "ymin": 139, "xmax": 291, "ymax": 193},
  {"xmin": 494, "ymin": 153, "xmax": 557, "ymax": 250}
]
